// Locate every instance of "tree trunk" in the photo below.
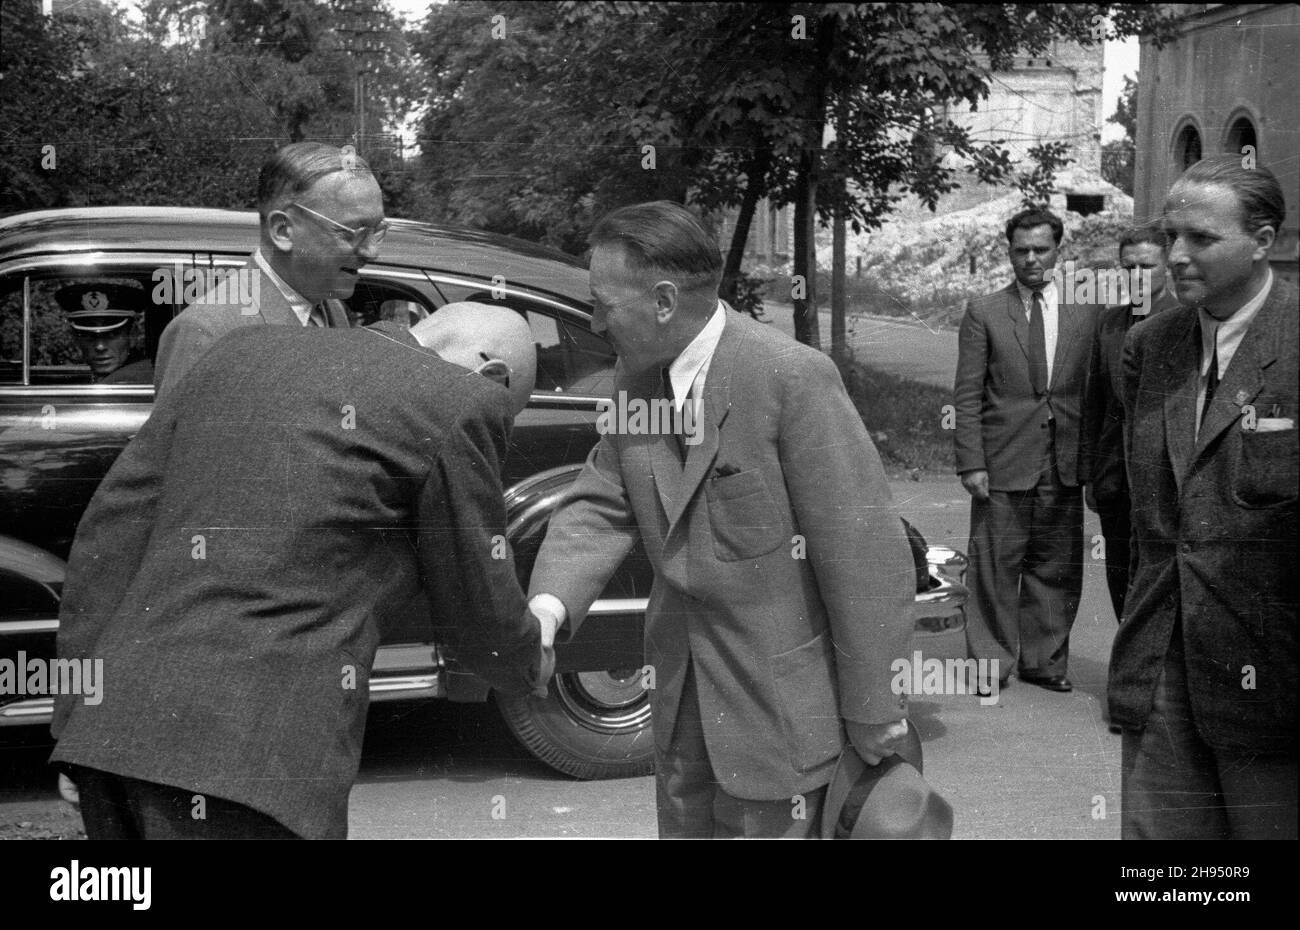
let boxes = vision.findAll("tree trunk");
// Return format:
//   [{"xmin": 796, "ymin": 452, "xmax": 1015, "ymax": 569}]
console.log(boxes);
[
  {"xmin": 830, "ymin": 92, "xmax": 849, "ymax": 363},
  {"xmin": 721, "ymin": 169, "xmax": 763, "ymax": 309},
  {"xmin": 792, "ymin": 164, "xmax": 820, "ymax": 349}
]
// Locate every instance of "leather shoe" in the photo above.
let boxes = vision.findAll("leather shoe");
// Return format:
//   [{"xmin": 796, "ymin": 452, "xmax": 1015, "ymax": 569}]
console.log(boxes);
[{"xmin": 1019, "ymin": 672, "xmax": 1072, "ymax": 692}]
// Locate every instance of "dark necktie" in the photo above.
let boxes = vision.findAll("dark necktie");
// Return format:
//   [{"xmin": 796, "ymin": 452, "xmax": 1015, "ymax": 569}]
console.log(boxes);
[
  {"xmin": 1028, "ymin": 290, "xmax": 1048, "ymax": 396},
  {"xmin": 661, "ymin": 367, "xmax": 685, "ymax": 464},
  {"xmin": 1200, "ymin": 322, "xmax": 1219, "ymax": 429},
  {"xmin": 309, "ymin": 302, "xmax": 328, "ymax": 327}
]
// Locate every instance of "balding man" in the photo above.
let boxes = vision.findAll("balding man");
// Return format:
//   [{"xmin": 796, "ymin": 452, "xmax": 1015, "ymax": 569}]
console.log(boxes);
[
  {"xmin": 154, "ymin": 141, "xmax": 385, "ymax": 396},
  {"xmin": 51, "ymin": 310, "xmax": 549, "ymax": 839}
]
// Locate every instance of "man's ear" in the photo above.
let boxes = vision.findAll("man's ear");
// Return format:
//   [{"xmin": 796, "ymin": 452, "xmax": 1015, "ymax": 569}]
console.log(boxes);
[
  {"xmin": 652, "ymin": 280, "xmax": 678, "ymax": 323},
  {"xmin": 1251, "ymin": 224, "xmax": 1276, "ymax": 262},
  {"xmin": 474, "ymin": 358, "xmax": 512, "ymax": 390},
  {"xmin": 266, "ymin": 209, "xmax": 295, "ymax": 254}
]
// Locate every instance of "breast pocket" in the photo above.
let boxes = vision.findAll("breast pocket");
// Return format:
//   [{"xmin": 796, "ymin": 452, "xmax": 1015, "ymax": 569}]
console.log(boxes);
[
  {"xmin": 705, "ymin": 468, "xmax": 784, "ymax": 561},
  {"xmin": 1231, "ymin": 426, "xmax": 1298, "ymax": 509}
]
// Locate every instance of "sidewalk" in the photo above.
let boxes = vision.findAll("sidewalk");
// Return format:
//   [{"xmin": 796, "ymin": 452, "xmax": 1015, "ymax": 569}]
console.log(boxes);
[{"xmin": 893, "ymin": 478, "xmax": 1121, "ymax": 839}]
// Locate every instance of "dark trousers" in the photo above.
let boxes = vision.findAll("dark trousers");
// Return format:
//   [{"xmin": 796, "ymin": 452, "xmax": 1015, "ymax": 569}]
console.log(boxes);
[
  {"xmin": 655, "ymin": 661, "xmax": 826, "ymax": 838},
  {"xmin": 1097, "ymin": 493, "xmax": 1132, "ymax": 621},
  {"xmin": 965, "ymin": 435, "xmax": 1083, "ymax": 678},
  {"xmin": 1121, "ymin": 628, "xmax": 1298, "ymax": 839},
  {"xmin": 71, "ymin": 765, "xmax": 300, "ymax": 839}
]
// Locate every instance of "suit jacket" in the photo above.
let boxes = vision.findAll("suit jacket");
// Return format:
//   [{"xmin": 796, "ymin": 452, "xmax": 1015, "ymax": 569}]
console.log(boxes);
[
  {"xmin": 954, "ymin": 281, "xmax": 1101, "ymax": 490},
  {"xmin": 153, "ymin": 258, "xmax": 351, "ymax": 396},
  {"xmin": 1080, "ymin": 290, "xmax": 1181, "ymax": 503},
  {"xmin": 51, "ymin": 322, "xmax": 538, "ymax": 838},
  {"xmin": 529, "ymin": 311, "xmax": 915, "ymax": 801},
  {"xmin": 1109, "ymin": 277, "xmax": 1298, "ymax": 752}
]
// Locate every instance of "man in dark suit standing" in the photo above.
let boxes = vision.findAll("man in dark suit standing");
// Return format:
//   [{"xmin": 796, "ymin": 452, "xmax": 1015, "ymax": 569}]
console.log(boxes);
[
  {"xmin": 51, "ymin": 307, "xmax": 549, "ymax": 839},
  {"xmin": 526, "ymin": 201, "xmax": 916, "ymax": 838},
  {"xmin": 1111, "ymin": 157, "xmax": 1297, "ymax": 839},
  {"xmin": 1081, "ymin": 228, "xmax": 1180, "ymax": 620},
  {"xmin": 954, "ymin": 209, "xmax": 1099, "ymax": 693},
  {"xmin": 154, "ymin": 141, "xmax": 379, "ymax": 395}
]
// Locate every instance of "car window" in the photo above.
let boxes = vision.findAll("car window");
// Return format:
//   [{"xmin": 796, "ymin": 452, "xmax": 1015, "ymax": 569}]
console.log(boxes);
[
  {"xmin": 343, "ymin": 277, "xmax": 433, "ymax": 329},
  {"xmin": 427, "ymin": 281, "xmax": 615, "ymax": 398},
  {"xmin": 0, "ymin": 270, "xmax": 172, "ymax": 386}
]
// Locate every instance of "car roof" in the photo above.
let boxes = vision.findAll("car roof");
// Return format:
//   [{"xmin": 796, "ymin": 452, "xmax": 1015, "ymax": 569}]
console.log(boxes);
[{"xmin": 0, "ymin": 206, "xmax": 591, "ymax": 305}]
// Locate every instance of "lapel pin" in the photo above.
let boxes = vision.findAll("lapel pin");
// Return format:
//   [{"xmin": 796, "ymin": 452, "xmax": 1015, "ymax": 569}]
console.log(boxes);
[{"xmin": 1234, "ymin": 389, "xmax": 1249, "ymax": 406}]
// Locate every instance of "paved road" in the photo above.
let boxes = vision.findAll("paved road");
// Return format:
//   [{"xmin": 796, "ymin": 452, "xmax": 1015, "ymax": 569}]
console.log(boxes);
[
  {"xmin": 0, "ymin": 477, "xmax": 1121, "ymax": 841},
  {"xmin": 762, "ymin": 301, "xmax": 960, "ymax": 389}
]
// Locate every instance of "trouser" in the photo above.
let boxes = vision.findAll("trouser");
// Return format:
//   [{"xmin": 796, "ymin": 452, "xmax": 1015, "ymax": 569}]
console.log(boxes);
[
  {"xmin": 1097, "ymin": 493, "xmax": 1132, "ymax": 621},
  {"xmin": 70, "ymin": 765, "xmax": 301, "ymax": 840},
  {"xmin": 965, "ymin": 429, "xmax": 1083, "ymax": 678},
  {"xmin": 1120, "ymin": 626, "xmax": 1298, "ymax": 839},
  {"xmin": 654, "ymin": 661, "xmax": 826, "ymax": 839}
]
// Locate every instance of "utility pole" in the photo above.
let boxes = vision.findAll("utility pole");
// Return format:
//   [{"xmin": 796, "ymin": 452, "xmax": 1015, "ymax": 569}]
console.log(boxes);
[{"xmin": 333, "ymin": 1, "xmax": 388, "ymax": 154}]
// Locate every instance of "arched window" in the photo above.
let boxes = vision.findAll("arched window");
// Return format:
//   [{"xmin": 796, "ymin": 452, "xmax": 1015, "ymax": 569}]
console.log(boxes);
[
  {"xmin": 1175, "ymin": 124, "xmax": 1202, "ymax": 170},
  {"xmin": 1224, "ymin": 115, "xmax": 1258, "ymax": 159}
]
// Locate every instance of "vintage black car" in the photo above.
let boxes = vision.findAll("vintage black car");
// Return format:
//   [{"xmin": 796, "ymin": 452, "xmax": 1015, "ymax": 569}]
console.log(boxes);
[{"xmin": 0, "ymin": 206, "xmax": 967, "ymax": 779}]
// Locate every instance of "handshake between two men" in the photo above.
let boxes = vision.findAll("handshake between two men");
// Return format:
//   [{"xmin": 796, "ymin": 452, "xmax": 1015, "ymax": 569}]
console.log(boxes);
[{"xmin": 49, "ymin": 302, "xmax": 557, "ymax": 840}]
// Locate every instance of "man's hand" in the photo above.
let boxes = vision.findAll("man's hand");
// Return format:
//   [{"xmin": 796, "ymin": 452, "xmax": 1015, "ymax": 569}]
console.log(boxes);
[
  {"xmin": 960, "ymin": 469, "xmax": 990, "ymax": 502},
  {"xmin": 845, "ymin": 718, "xmax": 910, "ymax": 766},
  {"xmin": 524, "ymin": 607, "xmax": 557, "ymax": 699}
]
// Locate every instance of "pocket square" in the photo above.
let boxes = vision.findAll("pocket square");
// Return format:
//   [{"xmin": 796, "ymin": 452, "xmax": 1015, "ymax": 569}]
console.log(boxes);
[
  {"xmin": 1252, "ymin": 417, "xmax": 1295, "ymax": 433},
  {"xmin": 711, "ymin": 463, "xmax": 742, "ymax": 478}
]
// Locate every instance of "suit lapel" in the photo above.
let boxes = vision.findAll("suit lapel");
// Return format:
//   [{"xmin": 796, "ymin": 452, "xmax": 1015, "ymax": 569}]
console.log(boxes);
[
  {"xmin": 661, "ymin": 314, "xmax": 738, "ymax": 532},
  {"xmin": 1193, "ymin": 282, "xmax": 1283, "ymax": 458},
  {"xmin": 1004, "ymin": 284, "xmax": 1031, "ymax": 366},
  {"xmin": 253, "ymin": 264, "xmax": 302, "ymax": 327},
  {"xmin": 1161, "ymin": 312, "xmax": 1200, "ymax": 489},
  {"xmin": 1050, "ymin": 294, "xmax": 1080, "ymax": 387}
]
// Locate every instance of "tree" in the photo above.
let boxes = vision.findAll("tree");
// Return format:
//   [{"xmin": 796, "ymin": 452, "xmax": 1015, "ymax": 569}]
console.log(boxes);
[{"xmin": 1102, "ymin": 73, "xmax": 1137, "ymax": 195}]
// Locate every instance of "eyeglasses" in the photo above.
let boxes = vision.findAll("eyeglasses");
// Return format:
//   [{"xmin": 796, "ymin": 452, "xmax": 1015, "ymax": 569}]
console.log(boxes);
[{"xmin": 289, "ymin": 202, "xmax": 389, "ymax": 249}]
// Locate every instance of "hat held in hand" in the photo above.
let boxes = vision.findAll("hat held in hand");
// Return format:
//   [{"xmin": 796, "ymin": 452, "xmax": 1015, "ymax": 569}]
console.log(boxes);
[{"xmin": 821, "ymin": 723, "xmax": 954, "ymax": 839}]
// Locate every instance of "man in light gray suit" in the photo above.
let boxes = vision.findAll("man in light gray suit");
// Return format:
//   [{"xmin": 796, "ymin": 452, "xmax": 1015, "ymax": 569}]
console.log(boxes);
[
  {"xmin": 153, "ymin": 141, "xmax": 382, "ymax": 395},
  {"xmin": 954, "ymin": 209, "xmax": 1100, "ymax": 693},
  {"xmin": 527, "ymin": 201, "xmax": 916, "ymax": 838}
]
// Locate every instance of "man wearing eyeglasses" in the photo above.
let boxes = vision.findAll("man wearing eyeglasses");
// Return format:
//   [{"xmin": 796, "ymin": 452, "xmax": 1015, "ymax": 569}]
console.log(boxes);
[{"xmin": 154, "ymin": 141, "xmax": 388, "ymax": 396}]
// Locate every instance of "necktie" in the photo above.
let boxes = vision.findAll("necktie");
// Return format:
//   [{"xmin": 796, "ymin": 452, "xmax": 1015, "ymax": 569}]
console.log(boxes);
[
  {"xmin": 1028, "ymin": 290, "xmax": 1048, "ymax": 396},
  {"xmin": 661, "ymin": 367, "xmax": 685, "ymax": 464},
  {"xmin": 309, "ymin": 302, "xmax": 328, "ymax": 328},
  {"xmin": 1200, "ymin": 322, "xmax": 1219, "ymax": 429}
]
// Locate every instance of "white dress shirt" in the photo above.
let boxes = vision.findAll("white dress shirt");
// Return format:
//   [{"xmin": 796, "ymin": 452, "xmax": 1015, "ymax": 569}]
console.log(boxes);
[
  {"xmin": 1016, "ymin": 279, "xmax": 1059, "ymax": 385},
  {"xmin": 1196, "ymin": 269, "xmax": 1273, "ymax": 430},
  {"xmin": 253, "ymin": 249, "xmax": 317, "ymax": 326},
  {"xmin": 531, "ymin": 300, "xmax": 729, "ymax": 633}
]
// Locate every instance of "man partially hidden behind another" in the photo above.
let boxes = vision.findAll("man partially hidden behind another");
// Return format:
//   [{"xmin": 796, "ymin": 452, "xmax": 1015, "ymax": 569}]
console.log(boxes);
[
  {"xmin": 954, "ymin": 209, "xmax": 1099, "ymax": 693},
  {"xmin": 527, "ymin": 201, "xmax": 915, "ymax": 838},
  {"xmin": 1081, "ymin": 227, "xmax": 1179, "ymax": 621},
  {"xmin": 1111, "ymin": 156, "xmax": 1297, "ymax": 839},
  {"xmin": 51, "ymin": 304, "xmax": 549, "ymax": 839},
  {"xmin": 153, "ymin": 141, "xmax": 383, "ymax": 395}
]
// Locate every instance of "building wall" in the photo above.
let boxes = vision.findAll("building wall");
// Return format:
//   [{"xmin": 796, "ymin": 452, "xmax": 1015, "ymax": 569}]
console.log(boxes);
[{"xmin": 1135, "ymin": 3, "xmax": 1300, "ymax": 279}]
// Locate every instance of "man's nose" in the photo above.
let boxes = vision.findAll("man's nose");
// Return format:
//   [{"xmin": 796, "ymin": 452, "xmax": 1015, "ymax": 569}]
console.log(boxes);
[
  {"xmin": 1167, "ymin": 240, "xmax": 1188, "ymax": 266},
  {"xmin": 356, "ymin": 238, "xmax": 381, "ymax": 263}
]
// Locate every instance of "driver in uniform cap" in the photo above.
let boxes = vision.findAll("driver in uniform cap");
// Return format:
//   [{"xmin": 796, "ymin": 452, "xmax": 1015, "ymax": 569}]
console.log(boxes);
[{"xmin": 55, "ymin": 283, "xmax": 153, "ymax": 384}]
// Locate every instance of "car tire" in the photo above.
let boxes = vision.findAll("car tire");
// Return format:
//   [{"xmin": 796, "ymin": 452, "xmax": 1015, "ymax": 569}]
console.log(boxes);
[{"xmin": 495, "ymin": 667, "xmax": 654, "ymax": 779}]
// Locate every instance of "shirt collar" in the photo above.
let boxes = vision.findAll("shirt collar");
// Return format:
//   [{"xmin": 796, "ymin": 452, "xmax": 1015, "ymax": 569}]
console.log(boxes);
[
  {"xmin": 1197, "ymin": 269, "xmax": 1273, "ymax": 376},
  {"xmin": 253, "ymin": 248, "xmax": 313, "ymax": 324},
  {"xmin": 1015, "ymin": 278, "xmax": 1057, "ymax": 311},
  {"xmin": 667, "ymin": 300, "xmax": 726, "ymax": 412}
]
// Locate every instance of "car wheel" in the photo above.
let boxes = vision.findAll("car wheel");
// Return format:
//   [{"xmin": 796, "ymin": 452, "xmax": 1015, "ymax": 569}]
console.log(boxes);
[{"xmin": 495, "ymin": 666, "xmax": 654, "ymax": 779}]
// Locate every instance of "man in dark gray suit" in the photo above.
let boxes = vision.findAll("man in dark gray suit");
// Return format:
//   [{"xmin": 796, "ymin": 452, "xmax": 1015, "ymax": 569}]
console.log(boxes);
[
  {"xmin": 1111, "ymin": 157, "xmax": 1297, "ymax": 839},
  {"xmin": 154, "ymin": 141, "xmax": 380, "ymax": 395},
  {"xmin": 51, "ymin": 306, "xmax": 549, "ymax": 839},
  {"xmin": 1081, "ymin": 227, "xmax": 1180, "ymax": 621},
  {"xmin": 954, "ymin": 209, "xmax": 1100, "ymax": 693}
]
